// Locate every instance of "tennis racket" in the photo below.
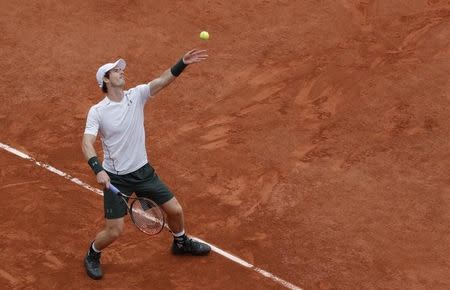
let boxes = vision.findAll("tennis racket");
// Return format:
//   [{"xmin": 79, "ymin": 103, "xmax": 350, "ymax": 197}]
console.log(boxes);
[{"xmin": 109, "ymin": 184, "xmax": 165, "ymax": 236}]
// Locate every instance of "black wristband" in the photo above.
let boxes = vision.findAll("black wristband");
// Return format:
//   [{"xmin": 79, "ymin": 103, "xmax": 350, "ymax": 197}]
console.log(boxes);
[
  {"xmin": 170, "ymin": 58, "xmax": 187, "ymax": 77},
  {"xmin": 88, "ymin": 156, "xmax": 104, "ymax": 175}
]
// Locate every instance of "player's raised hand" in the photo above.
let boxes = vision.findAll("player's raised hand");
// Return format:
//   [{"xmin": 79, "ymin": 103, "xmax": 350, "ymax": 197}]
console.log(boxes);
[{"xmin": 182, "ymin": 49, "xmax": 208, "ymax": 64}]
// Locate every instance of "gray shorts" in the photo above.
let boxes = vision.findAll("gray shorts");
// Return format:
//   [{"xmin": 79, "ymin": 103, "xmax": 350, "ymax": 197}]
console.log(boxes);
[{"xmin": 103, "ymin": 163, "xmax": 174, "ymax": 219}]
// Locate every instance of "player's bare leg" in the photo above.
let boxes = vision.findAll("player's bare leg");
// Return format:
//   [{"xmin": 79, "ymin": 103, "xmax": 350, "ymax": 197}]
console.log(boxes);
[
  {"xmin": 84, "ymin": 218, "xmax": 124, "ymax": 280},
  {"xmin": 161, "ymin": 197, "xmax": 185, "ymax": 233},
  {"xmin": 94, "ymin": 218, "xmax": 125, "ymax": 250},
  {"xmin": 161, "ymin": 197, "xmax": 211, "ymax": 256}
]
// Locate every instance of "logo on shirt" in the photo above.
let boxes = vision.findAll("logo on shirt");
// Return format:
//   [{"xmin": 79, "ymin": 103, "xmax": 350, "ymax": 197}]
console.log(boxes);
[{"xmin": 125, "ymin": 92, "xmax": 133, "ymax": 106}]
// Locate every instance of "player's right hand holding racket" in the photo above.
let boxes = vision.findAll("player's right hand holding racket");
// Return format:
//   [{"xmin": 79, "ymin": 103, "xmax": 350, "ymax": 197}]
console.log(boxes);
[
  {"xmin": 109, "ymin": 184, "xmax": 165, "ymax": 236},
  {"xmin": 97, "ymin": 171, "xmax": 110, "ymax": 188}
]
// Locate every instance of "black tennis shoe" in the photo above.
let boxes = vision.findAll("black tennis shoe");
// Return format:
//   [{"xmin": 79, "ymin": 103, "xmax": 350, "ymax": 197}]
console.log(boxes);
[
  {"xmin": 84, "ymin": 250, "xmax": 103, "ymax": 280},
  {"xmin": 171, "ymin": 238, "xmax": 211, "ymax": 256}
]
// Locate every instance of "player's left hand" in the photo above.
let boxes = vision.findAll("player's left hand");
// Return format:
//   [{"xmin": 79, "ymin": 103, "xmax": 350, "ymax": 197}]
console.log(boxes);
[{"xmin": 183, "ymin": 49, "xmax": 208, "ymax": 64}]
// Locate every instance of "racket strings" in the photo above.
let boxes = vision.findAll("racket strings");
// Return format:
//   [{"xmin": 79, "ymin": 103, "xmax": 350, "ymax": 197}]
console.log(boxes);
[{"xmin": 130, "ymin": 198, "xmax": 164, "ymax": 235}]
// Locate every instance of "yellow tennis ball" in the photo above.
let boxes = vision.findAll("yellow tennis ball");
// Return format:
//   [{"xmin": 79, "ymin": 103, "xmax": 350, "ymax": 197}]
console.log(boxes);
[{"xmin": 200, "ymin": 31, "xmax": 210, "ymax": 40}]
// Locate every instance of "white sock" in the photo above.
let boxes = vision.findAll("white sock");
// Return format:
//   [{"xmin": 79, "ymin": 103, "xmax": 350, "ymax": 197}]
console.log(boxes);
[
  {"xmin": 92, "ymin": 241, "xmax": 101, "ymax": 253},
  {"xmin": 172, "ymin": 230, "xmax": 185, "ymax": 238}
]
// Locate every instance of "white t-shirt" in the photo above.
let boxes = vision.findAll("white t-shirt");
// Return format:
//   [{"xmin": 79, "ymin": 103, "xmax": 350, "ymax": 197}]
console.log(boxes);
[{"xmin": 84, "ymin": 84, "xmax": 151, "ymax": 175}]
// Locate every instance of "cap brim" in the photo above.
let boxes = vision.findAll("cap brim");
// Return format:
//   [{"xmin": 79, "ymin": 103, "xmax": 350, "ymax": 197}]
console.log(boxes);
[
  {"xmin": 96, "ymin": 59, "xmax": 127, "ymax": 87},
  {"xmin": 114, "ymin": 59, "xmax": 126, "ymax": 70}
]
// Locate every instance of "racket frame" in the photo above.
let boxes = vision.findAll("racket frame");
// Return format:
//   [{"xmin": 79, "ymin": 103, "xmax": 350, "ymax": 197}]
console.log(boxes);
[{"xmin": 108, "ymin": 184, "xmax": 165, "ymax": 236}]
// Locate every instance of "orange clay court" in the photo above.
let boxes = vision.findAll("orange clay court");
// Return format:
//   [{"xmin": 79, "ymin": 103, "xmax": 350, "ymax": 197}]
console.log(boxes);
[{"xmin": 0, "ymin": 0, "xmax": 449, "ymax": 289}]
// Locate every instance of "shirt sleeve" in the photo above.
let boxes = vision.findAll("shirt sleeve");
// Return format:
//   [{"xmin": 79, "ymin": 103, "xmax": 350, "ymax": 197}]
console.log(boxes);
[
  {"xmin": 84, "ymin": 107, "xmax": 100, "ymax": 136},
  {"xmin": 135, "ymin": 84, "xmax": 151, "ymax": 104}
]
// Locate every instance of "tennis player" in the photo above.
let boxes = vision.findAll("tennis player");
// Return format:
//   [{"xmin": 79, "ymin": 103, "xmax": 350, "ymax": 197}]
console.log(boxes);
[{"xmin": 82, "ymin": 49, "xmax": 211, "ymax": 280}]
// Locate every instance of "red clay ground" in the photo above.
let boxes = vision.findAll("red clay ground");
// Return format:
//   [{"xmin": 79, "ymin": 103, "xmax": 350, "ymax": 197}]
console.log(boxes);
[{"xmin": 1, "ymin": 0, "xmax": 449, "ymax": 289}]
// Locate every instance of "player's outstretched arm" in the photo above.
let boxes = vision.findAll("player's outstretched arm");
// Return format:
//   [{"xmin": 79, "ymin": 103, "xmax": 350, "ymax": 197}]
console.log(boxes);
[{"xmin": 148, "ymin": 49, "xmax": 208, "ymax": 96}]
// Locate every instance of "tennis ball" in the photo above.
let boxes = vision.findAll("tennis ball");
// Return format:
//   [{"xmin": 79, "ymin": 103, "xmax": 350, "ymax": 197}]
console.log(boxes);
[{"xmin": 200, "ymin": 31, "xmax": 210, "ymax": 40}]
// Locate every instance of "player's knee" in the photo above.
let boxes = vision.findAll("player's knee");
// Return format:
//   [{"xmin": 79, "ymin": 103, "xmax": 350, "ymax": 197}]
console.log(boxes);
[
  {"xmin": 106, "ymin": 224, "xmax": 124, "ymax": 239},
  {"xmin": 168, "ymin": 202, "xmax": 183, "ymax": 218},
  {"xmin": 176, "ymin": 204, "xmax": 184, "ymax": 217},
  {"xmin": 109, "ymin": 227, "xmax": 123, "ymax": 239}
]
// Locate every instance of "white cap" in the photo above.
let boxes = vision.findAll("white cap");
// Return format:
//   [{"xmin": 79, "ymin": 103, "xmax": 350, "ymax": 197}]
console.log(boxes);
[{"xmin": 96, "ymin": 59, "xmax": 126, "ymax": 87}]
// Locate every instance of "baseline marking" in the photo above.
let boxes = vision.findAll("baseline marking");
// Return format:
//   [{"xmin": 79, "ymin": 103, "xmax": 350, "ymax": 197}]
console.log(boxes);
[{"xmin": 0, "ymin": 142, "xmax": 302, "ymax": 290}]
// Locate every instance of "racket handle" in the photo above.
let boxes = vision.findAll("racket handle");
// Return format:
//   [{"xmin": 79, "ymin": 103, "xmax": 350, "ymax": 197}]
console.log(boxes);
[{"xmin": 108, "ymin": 184, "xmax": 120, "ymax": 194}]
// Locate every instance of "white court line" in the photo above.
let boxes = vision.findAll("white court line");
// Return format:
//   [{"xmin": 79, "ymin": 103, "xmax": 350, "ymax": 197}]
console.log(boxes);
[{"xmin": 0, "ymin": 142, "xmax": 302, "ymax": 290}]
